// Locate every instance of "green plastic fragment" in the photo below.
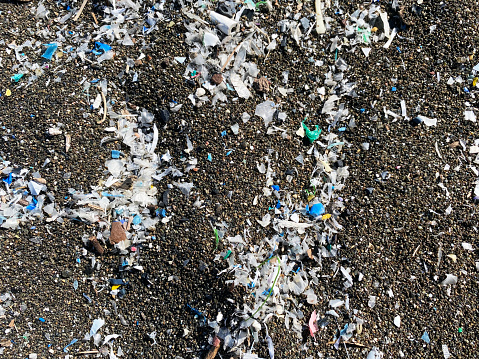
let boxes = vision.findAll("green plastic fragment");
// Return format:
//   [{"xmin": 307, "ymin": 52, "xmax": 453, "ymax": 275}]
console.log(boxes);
[
  {"xmin": 214, "ymin": 228, "xmax": 219, "ymax": 250},
  {"xmin": 458, "ymin": 327, "xmax": 463, "ymax": 333},
  {"xmin": 255, "ymin": 0, "xmax": 268, "ymax": 8},
  {"xmin": 302, "ymin": 122, "xmax": 321, "ymax": 143},
  {"xmin": 224, "ymin": 249, "xmax": 232, "ymax": 259},
  {"xmin": 11, "ymin": 73, "xmax": 24, "ymax": 82}
]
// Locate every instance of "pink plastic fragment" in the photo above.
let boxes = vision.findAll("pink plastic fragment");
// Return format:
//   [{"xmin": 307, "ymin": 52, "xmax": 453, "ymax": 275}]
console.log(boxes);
[{"xmin": 309, "ymin": 310, "xmax": 319, "ymax": 337}]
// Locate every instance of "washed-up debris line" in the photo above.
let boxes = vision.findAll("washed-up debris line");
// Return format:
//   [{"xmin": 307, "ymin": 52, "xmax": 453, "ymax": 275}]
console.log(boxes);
[{"xmin": 0, "ymin": 0, "xmax": 478, "ymax": 357}]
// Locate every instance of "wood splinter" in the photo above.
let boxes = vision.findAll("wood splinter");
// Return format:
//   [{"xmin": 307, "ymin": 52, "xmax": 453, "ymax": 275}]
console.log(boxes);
[{"xmin": 205, "ymin": 336, "xmax": 221, "ymax": 359}]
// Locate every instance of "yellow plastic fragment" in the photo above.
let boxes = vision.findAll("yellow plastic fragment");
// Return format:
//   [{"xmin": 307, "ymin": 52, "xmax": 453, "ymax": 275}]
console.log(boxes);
[
  {"xmin": 6, "ymin": 89, "xmax": 11, "ymax": 96},
  {"xmin": 322, "ymin": 214, "xmax": 331, "ymax": 220},
  {"xmin": 112, "ymin": 285, "xmax": 120, "ymax": 290}
]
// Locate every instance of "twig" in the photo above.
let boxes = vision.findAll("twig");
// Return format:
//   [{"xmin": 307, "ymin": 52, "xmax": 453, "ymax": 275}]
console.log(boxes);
[
  {"xmin": 221, "ymin": 41, "xmax": 244, "ymax": 72},
  {"xmin": 97, "ymin": 89, "xmax": 107, "ymax": 124},
  {"xmin": 72, "ymin": 0, "xmax": 89, "ymax": 22},
  {"xmin": 91, "ymin": 12, "xmax": 98, "ymax": 25}
]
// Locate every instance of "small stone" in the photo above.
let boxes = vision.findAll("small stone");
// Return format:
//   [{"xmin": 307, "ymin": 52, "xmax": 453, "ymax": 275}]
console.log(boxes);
[
  {"xmin": 61, "ymin": 269, "xmax": 72, "ymax": 279},
  {"xmin": 253, "ymin": 77, "xmax": 271, "ymax": 93},
  {"xmin": 110, "ymin": 221, "xmax": 127, "ymax": 244},
  {"xmin": 211, "ymin": 73, "xmax": 223, "ymax": 85}
]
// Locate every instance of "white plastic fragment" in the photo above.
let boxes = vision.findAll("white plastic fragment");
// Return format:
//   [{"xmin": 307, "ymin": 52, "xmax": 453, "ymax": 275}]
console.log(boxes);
[
  {"xmin": 367, "ymin": 347, "xmax": 384, "ymax": 359},
  {"xmin": 383, "ymin": 27, "xmax": 397, "ymax": 49},
  {"xmin": 442, "ymin": 344, "xmax": 451, "ymax": 359},
  {"xmin": 462, "ymin": 242, "xmax": 473, "ymax": 251},
  {"xmin": 394, "ymin": 315, "xmax": 401, "ymax": 327},
  {"xmin": 379, "ymin": 11, "xmax": 390, "ymax": 38},
  {"xmin": 362, "ymin": 47, "xmax": 371, "ymax": 57},
  {"xmin": 230, "ymin": 74, "xmax": 251, "ymax": 99},
  {"xmin": 210, "ymin": 11, "xmax": 238, "ymax": 35},
  {"xmin": 329, "ymin": 299, "xmax": 344, "ymax": 308},
  {"xmin": 173, "ymin": 181, "xmax": 194, "ymax": 196},
  {"xmin": 465, "ymin": 110, "xmax": 476, "ymax": 122},
  {"xmin": 257, "ymin": 213, "xmax": 271, "ymax": 227},
  {"xmin": 416, "ymin": 115, "xmax": 437, "ymax": 127},
  {"xmin": 315, "ymin": 0, "xmax": 326, "ymax": 34},
  {"xmin": 440, "ymin": 274, "xmax": 458, "ymax": 286},
  {"xmin": 89, "ymin": 318, "xmax": 105, "ymax": 337},
  {"xmin": 255, "ymin": 101, "xmax": 276, "ymax": 127}
]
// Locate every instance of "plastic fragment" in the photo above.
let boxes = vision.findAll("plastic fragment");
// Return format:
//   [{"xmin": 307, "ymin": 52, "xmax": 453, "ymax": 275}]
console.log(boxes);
[
  {"xmin": 367, "ymin": 347, "xmax": 383, "ymax": 359},
  {"xmin": 63, "ymin": 338, "xmax": 78, "ymax": 352},
  {"xmin": 440, "ymin": 274, "xmax": 458, "ymax": 286},
  {"xmin": 302, "ymin": 122, "xmax": 321, "ymax": 143},
  {"xmin": 230, "ymin": 74, "xmax": 251, "ymax": 99},
  {"xmin": 442, "ymin": 344, "xmax": 451, "ymax": 358},
  {"xmin": 92, "ymin": 42, "xmax": 112, "ymax": 55},
  {"xmin": 90, "ymin": 318, "xmax": 105, "ymax": 337},
  {"xmin": 264, "ymin": 324, "xmax": 274, "ymax": 359},
  {"xmin": 210, "ymin": 11, "xmax": 238, "ymax": 35},
  {"xmin": 255, "ymin": 101, "xmax": 276, "ymax": 127},
  {"xmin": 394, "ymin": 315, "xmax": 400, "ymax": 327},
  {"xmin": 308, "ymin": 310, "xmax": 318, "ymax": 337},
  {"xmin": 11, "ymin": 73, "xmax": 24, "ymax": 82},
  {"xmin": 416, "ymin": 115, "xmax": 437, "ymax": 127},
  {"xmin": 421, "ymin": 331, "xmax": 430, "ymax": 344},
  {"xmin": 42, "ymin": 43, "xmax": 58, "ymax": 60},
  {"xmin": 307, "ymin": 203, "xmax": 325, "ymax": 217}
]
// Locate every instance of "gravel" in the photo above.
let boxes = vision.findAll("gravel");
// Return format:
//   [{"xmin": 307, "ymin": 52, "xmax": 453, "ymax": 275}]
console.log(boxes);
[{"xmin": 0, "ymin": 0, "xmax": 478, "ymax": 358}]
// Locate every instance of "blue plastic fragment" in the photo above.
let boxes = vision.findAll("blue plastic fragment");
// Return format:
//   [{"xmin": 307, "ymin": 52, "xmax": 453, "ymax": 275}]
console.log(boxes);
[
  {"xmin": 207, "ymin": 153, "xmax": 212, "ymax": 162},
  {"xmin": 111, "ymin": 150, "xmax": 121, "ymax": 159},
  {"xmin": 360, "ymin": 108, "xmax": 365, "ymax": 113},
  {"xmin": 132, "ymin": 214, "xmax": 142, "ymax": 225},
  {"xmin": 11, "ymin": 73, "xmax": 24, "ymax": 82},
  {"xmin": 226, "ymin": 150, "xmax": 232, "ymax": 156},
  {"xmin": 392, "ymin": 86, "xmax": 397, "ymax": 92},
  {"xmin": 91, "ymin": 42, "xmax": 111, "ymax": 55},
  {"xmin": 186, "ymin": 304, "xmax": 206, "ymax": 322},
  {"xmin": 275, "ymin": 200, "xmax": 281, "ymax": 209},
  {"xmin": 63, "ymin": 338, "xmax": 78, "ymax": 352},
  {"xmin": 421, "ymin": 331, "xmax": 430, "ymax": 344},
  {"xmin": 307, "ymin": 203, "xmax": 325, "ymax": 217},
  {"xmin": 73, "ymin": 280, "xmax": 78, "ymax": 290},
  {"xmin": 42, "ymin": 43, "xmax": 58, "ymax": 60},
  {"xmin": 39, "ymin": 317, "xmax": 46, "ymax": 322},
  {"xmin": 327, "ymin": 142, "xmax": 345, "ymax": 149},
  {"xmin": 83, "ymin": 293, "xmax": 92, "ymax": 303},
  {"xmin": 338, "ymin": 127, "xmax": 347, "ymax": 132},
  {"xmin": 271, "ymin": 185, "xmax": 280, "ymax": 191},
  {"xmin": 221, "ymin": 130, "xmax": 227, "ymax": 137},
  {"xmin": 3, "ymin": 173, "xmax": 12, "ymax": 185}
]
